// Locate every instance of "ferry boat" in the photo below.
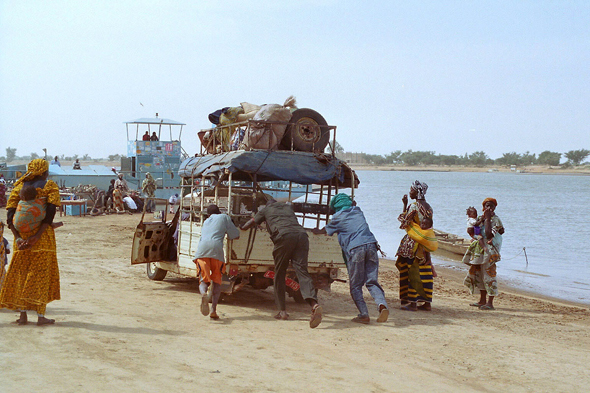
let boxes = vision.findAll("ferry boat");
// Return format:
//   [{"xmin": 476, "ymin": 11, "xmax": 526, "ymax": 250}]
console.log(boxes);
[{"xmin": 47, "ymin": 115, "xmax": 187, "ymax": 199}]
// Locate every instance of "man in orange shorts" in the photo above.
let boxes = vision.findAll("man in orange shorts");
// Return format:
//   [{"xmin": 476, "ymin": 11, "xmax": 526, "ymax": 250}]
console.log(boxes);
[{"xmin": 193, "ymin": 204, "xmax": 240, "ymax": 319}]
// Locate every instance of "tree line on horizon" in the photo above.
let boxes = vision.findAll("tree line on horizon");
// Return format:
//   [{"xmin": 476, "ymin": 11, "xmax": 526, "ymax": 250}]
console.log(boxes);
[
  {"xmin": 3, "ymin": 146, "xmax": 590, "ymax": 168},
  {"xmin": 343, "ymin": 149, "xmax": 590, "ymax": 167},
  {"xmin": 1, "ymin": 147, "xmax": 126, "ymax": 163}
]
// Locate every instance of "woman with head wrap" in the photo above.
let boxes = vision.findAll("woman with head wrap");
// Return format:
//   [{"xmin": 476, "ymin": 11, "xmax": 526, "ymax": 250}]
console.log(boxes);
[
  {"xmin": 0, "ymin": 159, "xmax": 62, "ymax": 325},
  {"xmin": 463, "ymin": 198, "xmax": 504, "ymax": 310},
  {"xmin": 395, "ymin": 180, "xmax": 437, "ymax": 311},
  {"xmin": 142, "ymin": 172, "xmax": 157, "ymax": 213}
]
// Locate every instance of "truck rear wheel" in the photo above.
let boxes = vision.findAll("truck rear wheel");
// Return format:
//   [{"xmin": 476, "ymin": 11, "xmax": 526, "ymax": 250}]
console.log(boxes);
[
  {"xmin": 280, "ymin": 108, "xmax": 330, "ymax": 152},
  {"xmin": 147, "ymin": 262, "xmax": 167, "ymax": 281}
]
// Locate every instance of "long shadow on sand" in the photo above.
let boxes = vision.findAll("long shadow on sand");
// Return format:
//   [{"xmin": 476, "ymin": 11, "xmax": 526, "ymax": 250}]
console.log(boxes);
[{"xmin": 52, "ymin": 320, "xmax": 187, "ymax": 336}]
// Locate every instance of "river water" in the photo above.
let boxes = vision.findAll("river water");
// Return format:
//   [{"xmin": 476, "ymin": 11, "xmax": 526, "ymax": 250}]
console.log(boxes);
[{"xmin": 351, "ymin": 170, "xmax": 590, "ymax": 305}]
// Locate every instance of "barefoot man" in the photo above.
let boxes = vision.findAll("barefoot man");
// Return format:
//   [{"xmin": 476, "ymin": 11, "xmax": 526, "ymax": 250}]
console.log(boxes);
[
  {"xmin": 193, "ymin": 204, "xmax": 240, "ymax": 320},
  {"xmin": 240, "ymin": 199, "xmax": 323, "ymax": 328}
]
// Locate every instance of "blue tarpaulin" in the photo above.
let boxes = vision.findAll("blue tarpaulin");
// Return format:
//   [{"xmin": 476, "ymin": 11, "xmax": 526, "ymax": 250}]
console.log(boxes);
[{"xmin": 178, "ymin": 150, "xmax": 358, "ymax": 188}]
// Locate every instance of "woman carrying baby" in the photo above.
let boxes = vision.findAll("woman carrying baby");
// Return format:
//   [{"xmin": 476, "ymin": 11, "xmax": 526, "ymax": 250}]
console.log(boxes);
[{"xmin": 0, "ymin": 159, "xmax": 62, "ymax": 326}]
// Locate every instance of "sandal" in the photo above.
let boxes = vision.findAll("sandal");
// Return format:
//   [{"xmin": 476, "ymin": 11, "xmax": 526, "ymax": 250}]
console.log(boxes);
[
  {"xmin": 309, "ymin": 305, "xmax": 323, "ymax": 328},
  {"xmin": 200, "ymin": 295, "xmax": 210, "ymax": 316},
  {"xmin": 479, "ymin": 304, "xmax": 495, "ymax": 310},
  {"xmin": 210, "ymin": 312, "xmax": 220, "ymax": 320},
  {"xmin": 400, "ymin": 303, "xmax": 417, "ymax": 311},
  {"xmin": 470, "ymin": 302, "xmax": 485, "ymax": 307},
  {"xmin": 351, "ymin": 315, "xmax": 370, "ymax": 324},
  {"xmin": 417, "ymin": 303, "xmax": 431, "ymax": 311},
  {"xmin": 376, "ymin": 305, "xmax": 389, "ymax": 322},
  {"xmin": 37, "ymin": 317, "xmax": 55, "ymax": 326},
  {"xmin": 16, "ymin": 316, "xmax": 28, "ymax": 326}
]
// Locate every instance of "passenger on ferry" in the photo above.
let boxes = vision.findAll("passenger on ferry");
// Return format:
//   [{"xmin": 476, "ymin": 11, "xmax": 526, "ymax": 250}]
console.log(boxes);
[
  {"xmin": 150, "ymin": 132, "xmax": 159, "ymax": 141},
  {"xmin": 72, "ymin": 159, "xmax": 81, "ymax": 170},
  {"xmin": 142, "ymin": 131, "xmax": 150, "ymax": 141}
]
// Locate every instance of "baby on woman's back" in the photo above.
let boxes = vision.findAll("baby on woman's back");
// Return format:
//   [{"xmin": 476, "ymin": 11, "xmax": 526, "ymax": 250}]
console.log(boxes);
[{"xmin": 14, "ymin": 185, "xmax": 62, "ymax": 234}]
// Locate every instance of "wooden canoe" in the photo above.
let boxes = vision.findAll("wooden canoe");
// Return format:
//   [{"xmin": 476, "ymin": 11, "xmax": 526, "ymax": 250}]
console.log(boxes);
[{"xmin": 432, "ymin": 229, "xmax": 469, "ymax": 259}]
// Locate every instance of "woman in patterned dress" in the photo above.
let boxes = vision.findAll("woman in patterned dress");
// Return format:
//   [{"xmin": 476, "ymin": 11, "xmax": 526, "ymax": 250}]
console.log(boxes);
[
  {"xmin": 395, "ymin": 180, "xmax": 436, "ymax": 311},
  {"xmin": 0, "ymin": 159, "xmax": 61, "ymax": 325},
  {"xmin": 463, "ymin": 198, "xmax": 505, "ymax": 310}
]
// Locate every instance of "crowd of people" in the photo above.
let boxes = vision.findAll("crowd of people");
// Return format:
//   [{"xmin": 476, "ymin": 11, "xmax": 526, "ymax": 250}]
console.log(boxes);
[{"xmin": 0, "ymin": 158, "xmax": 505, "ymax": 328}]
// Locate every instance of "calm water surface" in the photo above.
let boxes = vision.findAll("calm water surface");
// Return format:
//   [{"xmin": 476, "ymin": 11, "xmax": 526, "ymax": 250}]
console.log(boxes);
[{"xmin": 352, "ymin": 170, "xmax": 590, "ymax": 305}]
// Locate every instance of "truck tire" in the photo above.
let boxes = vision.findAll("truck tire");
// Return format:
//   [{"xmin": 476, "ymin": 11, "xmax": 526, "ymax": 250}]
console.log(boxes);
[
  {"xmin": 280, "ymin": 108, "xmax": 330, "ymax": 152},
  {"xmin": 147, "ymin": 262, "xmax": 167, "ymax": 281}
]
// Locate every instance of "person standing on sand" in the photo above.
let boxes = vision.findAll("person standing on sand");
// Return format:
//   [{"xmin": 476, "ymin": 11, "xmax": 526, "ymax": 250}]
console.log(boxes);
[
  {"xmin": 0, "ymin": 159, "xmax": 62, "ymax": 326},
  {"xmin": 105, "ymin": 179, "xmax": 116, "ymax": 212},
  {"xmin": 395, "ymin": 180, "xmax": 437, "ymax": 312},
  {"xmin": 0, "ymin": 219, "xmax": 9, "ymax": 291},
  {"xmin": 313, "ymin": 193, "xmax": 389, "ymax": 324},
  {"xmin": 142, "ymin": 173, "xmax": 157, "ymax": 213},
  {"xmin": 0, "ymin": 177, "xmax": 7, "ymax": 208},
  {"xmin": 193, "ymin": 204, "xmax": 240, "ymax": 320},
  {"xmin": 240, "ymin": 199, "xmax": 323, "ymax": 328},
  {"xmin": 463, "ymin": 198, "xmax": 505, "ymax": 310}
]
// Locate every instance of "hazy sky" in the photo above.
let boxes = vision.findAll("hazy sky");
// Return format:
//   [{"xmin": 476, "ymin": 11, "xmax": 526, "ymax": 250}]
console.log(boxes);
[{"xmin": 1, "ymin": 0, "xmax": 589, "ymax": 160}]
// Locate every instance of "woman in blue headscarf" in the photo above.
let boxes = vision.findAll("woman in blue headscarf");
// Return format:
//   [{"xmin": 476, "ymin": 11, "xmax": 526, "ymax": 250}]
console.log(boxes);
[{"xmin": 395, "ymin": 180, "xmax": 436, "ymax": 311}]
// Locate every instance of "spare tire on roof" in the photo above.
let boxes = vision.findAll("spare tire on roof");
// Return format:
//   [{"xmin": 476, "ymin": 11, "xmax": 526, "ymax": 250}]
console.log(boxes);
[{"xmin": 279, "ymin": 108, "xmax": 330, "ymax": 152}]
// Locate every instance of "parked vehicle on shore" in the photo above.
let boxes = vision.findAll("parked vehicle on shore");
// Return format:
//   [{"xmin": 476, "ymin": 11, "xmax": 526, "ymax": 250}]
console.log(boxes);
[{"xmin": 131, "ymin": 114, "xmax": 359, "ymax": 301}]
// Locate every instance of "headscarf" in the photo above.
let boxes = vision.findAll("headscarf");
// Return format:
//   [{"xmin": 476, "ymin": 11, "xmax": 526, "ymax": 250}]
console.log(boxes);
[
  {"xmin": 482, "ymin": 198, "xmax": 497, "ymax": 208},
  {"xmin": 330, "ymin": 193, "xmax": 353, "ymax": 213},
  {"xmin": 142, "ymin": 172, "xmax": 157, "ymax": 197},
  {"xmin": 13, "ymin": 158, "xmax": 49, "ymax": 187},
  {"xmin": 410, "ymin": 180, "xmax": 428, "ymax": 199}
]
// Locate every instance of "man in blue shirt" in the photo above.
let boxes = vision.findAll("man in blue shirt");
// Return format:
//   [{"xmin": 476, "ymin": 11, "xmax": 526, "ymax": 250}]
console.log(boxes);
[
  {"xmin": 193, "ymin": 204, "xmax": 240, "ymax": 320},
  {"xmin": 314, "ymin": 193, "xmax": 389, "ymax": 324}
]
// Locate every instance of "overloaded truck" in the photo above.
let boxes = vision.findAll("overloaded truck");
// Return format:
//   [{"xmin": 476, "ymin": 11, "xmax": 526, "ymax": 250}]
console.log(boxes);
[{"xmin": 131, "ymin": 99, "xmax": 359, "ymax": 301}]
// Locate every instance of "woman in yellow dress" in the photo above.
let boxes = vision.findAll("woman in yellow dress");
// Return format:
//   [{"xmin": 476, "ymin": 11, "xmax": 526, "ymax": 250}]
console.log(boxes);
[{"xmin": 0, "ymin": 159, "xmax": 61, "ymax": 325}]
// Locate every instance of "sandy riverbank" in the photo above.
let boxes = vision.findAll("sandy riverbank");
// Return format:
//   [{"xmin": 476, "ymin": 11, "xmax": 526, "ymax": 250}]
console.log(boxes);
[{"xmin": 1, "ymin": 211, "xmax": 589, "ymax": 392}]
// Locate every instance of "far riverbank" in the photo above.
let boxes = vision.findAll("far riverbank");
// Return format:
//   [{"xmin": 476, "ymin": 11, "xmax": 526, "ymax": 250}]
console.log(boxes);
[{"xmin": 349, "ymin": 163, "xmax": 590, "ymax": 175}]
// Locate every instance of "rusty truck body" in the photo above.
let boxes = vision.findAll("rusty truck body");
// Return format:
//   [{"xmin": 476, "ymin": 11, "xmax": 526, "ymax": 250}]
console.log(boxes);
[{"xmin": 131, "ymin": 115, "xmax": 359, "ymax": 301}]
